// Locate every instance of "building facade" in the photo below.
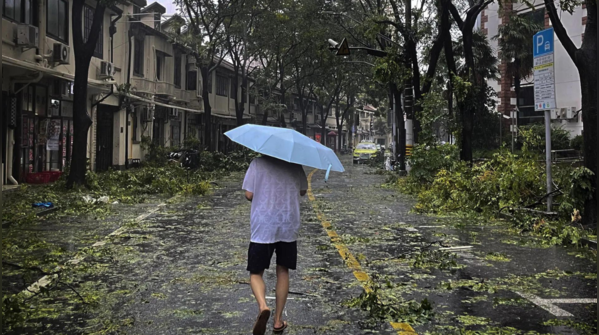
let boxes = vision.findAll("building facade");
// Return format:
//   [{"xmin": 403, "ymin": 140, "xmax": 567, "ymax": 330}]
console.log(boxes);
[
  {"xmin": 2, "ymin": 0, "xmax": 254, "ymax": 186},
  {"xmin": 481, "ymin": 0, "xmax": 586, "ymax": 137}
]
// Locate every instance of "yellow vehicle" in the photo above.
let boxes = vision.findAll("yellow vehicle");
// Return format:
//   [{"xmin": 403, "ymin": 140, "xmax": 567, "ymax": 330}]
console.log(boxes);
[{"xmin": 353, "ymin": 142, "xmax": 378, "ymax": 164}]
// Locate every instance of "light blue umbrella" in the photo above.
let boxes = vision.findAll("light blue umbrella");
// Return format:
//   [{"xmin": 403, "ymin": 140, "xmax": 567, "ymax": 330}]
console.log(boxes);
[{"xmin": 225, "ymin": 124, "xmax": 344, "ymax": 180}]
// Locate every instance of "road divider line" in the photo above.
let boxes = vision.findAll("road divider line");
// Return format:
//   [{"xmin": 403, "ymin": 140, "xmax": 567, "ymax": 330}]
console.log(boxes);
[
  {"xmin": 307, "ymin": 170, "xmax": 417, "ymax": 335},
  {"xmin": 516, "ymin": 292, "xmax": 574, "ymax": 317},
  {"xmin": 20, "ymin": 199, "xmax": 172, "ymax": 298}
]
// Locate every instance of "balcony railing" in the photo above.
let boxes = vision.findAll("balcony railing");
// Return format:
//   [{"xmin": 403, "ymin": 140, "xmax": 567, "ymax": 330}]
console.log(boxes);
[
  {"xmin": 155, "ymin": 82, "xmax": 175, "ymax": 97},
  {"xmin": 130, "ymin": 77, "xmax": 155, "ymax": 94}
]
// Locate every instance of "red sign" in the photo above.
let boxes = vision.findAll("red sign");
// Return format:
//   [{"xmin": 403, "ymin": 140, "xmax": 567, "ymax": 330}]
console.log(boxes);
[{"xmin": 315, "ymin": 134, "xmax": 321, "ymax": 143}]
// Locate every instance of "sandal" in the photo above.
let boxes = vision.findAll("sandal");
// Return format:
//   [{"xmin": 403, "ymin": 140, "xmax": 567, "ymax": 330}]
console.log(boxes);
[
  {"xmin": 273, "ymin": 321, "xmax": 288, "ymax": 333},
  {"xmin": 252, "ymin": 309, "xmax": 271, "ymax": 335}
]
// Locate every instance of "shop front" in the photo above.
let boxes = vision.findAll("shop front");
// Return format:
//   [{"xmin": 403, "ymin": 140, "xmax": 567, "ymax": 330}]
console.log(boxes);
[{"xmin": 8, "ymin": 80, "xmax": 75, "ymax": 183}]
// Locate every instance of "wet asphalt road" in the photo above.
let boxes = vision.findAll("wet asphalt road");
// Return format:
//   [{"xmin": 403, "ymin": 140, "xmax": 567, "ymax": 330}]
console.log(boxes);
[{"xmin": 5, "ymin": 156, "xmax": 596, "ymax": 334}]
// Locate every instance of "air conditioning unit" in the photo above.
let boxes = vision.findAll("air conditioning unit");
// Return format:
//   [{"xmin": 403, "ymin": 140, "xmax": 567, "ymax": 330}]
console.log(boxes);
[
  {"xmin": 566, "ymin": 107, "xmax": 576, "ymax": 120},
  {"xmin": 98, "ymin": 61, "xmax": 115, "ymax": 79},
  {"xmin": 550, "ymin": 109, "xmax": 559, "ymax": 120},
  {"xmin": 557, "ymin": 107, "xmax": 568, "ymax": 119},
  {"xmin": 53, "ymin": 43, "xmax": 70, "ymax": 64},
  {"xmin": 16, "ymin": 24, "xmax": 39, "ymax": 48}
]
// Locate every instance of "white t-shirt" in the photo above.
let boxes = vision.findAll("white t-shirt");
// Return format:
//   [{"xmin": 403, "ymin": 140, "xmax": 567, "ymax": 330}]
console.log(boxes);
[{"xmin": 242, "ymin": 157, "xmax": 308, "ymax": 244}]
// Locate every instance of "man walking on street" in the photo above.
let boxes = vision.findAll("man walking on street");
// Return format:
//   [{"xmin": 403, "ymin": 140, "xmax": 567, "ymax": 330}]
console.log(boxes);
[{"xmin": 243, "ymin": 155, "xmax": 308, "ymax": 335}]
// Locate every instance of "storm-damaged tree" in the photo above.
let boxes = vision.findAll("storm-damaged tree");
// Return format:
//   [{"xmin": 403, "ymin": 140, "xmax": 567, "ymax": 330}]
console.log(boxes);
[
  {"xmin": 541, "ymin": 0, "xmax": 596, "ymax": 225},
  {"xmin": 178, "ymin": 0, "xmax": 236, "ymax": 151},
  {"xmin": 68, "ymin": 0, "xmax": 114, "ymax": 187}
]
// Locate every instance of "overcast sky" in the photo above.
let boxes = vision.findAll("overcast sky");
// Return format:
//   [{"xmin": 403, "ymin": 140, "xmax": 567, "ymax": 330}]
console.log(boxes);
[{"xmin": 156, "ymin": 0, "xmax": 178, "ymax": 15}]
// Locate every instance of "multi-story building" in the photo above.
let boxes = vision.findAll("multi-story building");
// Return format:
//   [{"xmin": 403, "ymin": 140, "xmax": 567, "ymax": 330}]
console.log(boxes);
[
  {"xmin": 2, "ymin": 0, "xmax": 122, "ymax": 184},
  {"xmin": 2, "ymin": 0, "xmax": 254, "ymax": 186},
  {"xmin": 481, "ymin": 0, "xmax": 586, "ymax": 137}
]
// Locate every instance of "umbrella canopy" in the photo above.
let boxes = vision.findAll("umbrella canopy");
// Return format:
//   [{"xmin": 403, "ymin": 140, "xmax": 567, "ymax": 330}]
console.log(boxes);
[{"xmin": 225, "ymin": 124, "xmax": 345, "ymax": 174}]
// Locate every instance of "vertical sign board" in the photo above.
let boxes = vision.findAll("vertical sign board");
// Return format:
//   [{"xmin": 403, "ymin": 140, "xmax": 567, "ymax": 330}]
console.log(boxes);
[
  {"xmin": 533, "ymin": 28, "xmax": 556, "ymax": 111},
  {"xmin": 533, "ymin": 28, "xmax": 556, "ymax": 211}
]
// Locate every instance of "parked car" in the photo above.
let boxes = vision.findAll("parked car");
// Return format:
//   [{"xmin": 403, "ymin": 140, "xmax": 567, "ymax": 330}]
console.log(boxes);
[{"xmin": 353, "ymin": 142, "xmax": 378, "ymax": 164}]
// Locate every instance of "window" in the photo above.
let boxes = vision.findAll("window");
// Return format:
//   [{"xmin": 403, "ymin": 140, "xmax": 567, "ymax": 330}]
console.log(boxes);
[
  {"xmin": 132, "ymin": 108, "xmax": 139, "ymax": 142},
  {"xmin": 518, "ymin": 86, "xmax": 543, "ymax": 122},
  {"xmin": 4, "ymin": 0, "xmax": 36, "ymax": 24},
  {"xmin": 133, "ymin": 38, "xmax": 144, "ymax": 76},
  {"xmin": 174, "ymin": 55, "xmax": 182, "ymax": 88},
  {"xmin": 186, "ymin": 71, "xmax": 197, "ymax": 91},
  {"xmin": 84, "ymin": 5, "xmax": 103, "ymax": 59},
  {"xmin": 156, "ymin": 53, "xmax": 163, "ymax": 80},
  {"xmin": 520, "ymin": 8, "xmax": 545, "ymax": 27},
  {"xmin": 216, "ymin": 74, "xmax": 228, "ymax": 96},
  {"xmin": 47, "ymin": 0, "xmax": 68, "ymax": 43}
]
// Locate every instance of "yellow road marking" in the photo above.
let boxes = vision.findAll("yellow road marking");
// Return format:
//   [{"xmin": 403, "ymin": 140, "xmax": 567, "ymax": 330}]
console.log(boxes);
[{"xmin": 307, "ymin": 170, "xmax": 417, "ymax": 335}]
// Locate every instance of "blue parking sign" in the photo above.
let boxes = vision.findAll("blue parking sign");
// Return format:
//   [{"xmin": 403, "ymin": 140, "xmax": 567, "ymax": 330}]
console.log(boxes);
[{"xmin": 533, "ymin": 28, "xmax": 554, "ymax": 57}]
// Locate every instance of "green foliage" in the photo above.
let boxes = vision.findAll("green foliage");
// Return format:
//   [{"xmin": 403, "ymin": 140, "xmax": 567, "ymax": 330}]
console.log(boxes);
[
  {"xmin": 418, "ymin": 91, "xmax": 453, "ymax": 145},
  {"xmin": 183, "ymin": 137, "xmax": 201, "ymax": 150},
  {"xmin": 570, "ymin": 134, "xmax": 584, "ymax": 151},
  {"xmin": 345, "ymin": 277, "xmax": 434, "ymax": 325},
  {"xmin": 140, "ymin": 135, "xmax": 169, "ymax": 165},
  {"xmin": 373, "ymin": 52, "xmax": 410, "ymax": 86},
  {"xmin": 414, "ymin": 151, "xmax": 544, "ymax": 215},
  {"xmin": 556, "ymin": 166, "xmax": 595, "ymax": 217},
  {"xmin": 395, "ymin": 148, "xmax": 593, "ymax": 246},
  {"xmin": 406, "ymin": 144, "xmax": 460, "ymax": 185},
  {"xmin": 519, "ymin": 124, "xmax": 571, "ymax": 153},
  {"xmin": 495, "ymin": 15, "xmax": 543, "ymax": 79}
]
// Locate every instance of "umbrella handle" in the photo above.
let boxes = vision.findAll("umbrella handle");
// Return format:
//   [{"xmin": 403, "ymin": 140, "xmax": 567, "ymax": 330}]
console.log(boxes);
[{"xmin": 325, "ymin": 164, "xmax": 332, "ymax": 182}]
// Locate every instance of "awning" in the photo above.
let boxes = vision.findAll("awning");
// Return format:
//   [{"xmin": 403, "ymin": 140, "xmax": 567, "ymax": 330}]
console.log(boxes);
[
  {"xmin": 3, "ymin": 55, "xmax": 113, "ymax": 92},
  {"xmin": 124, "ymin": 93, "xmax": 203, "ymax": 114},
  {"xmin": 328, "ymin": 131, "xmax": 337, "ymax": 136}
]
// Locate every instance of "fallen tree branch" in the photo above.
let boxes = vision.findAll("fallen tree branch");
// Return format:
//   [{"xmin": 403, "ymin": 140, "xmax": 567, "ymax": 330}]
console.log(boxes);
[{"xmin": 524, "ymin": 188, "xmax": 563, "ymax": 209}]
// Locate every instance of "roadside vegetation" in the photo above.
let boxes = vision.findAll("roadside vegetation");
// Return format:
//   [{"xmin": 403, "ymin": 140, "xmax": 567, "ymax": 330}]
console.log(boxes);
[{"xmin": 391, "ymin": 140, "xmax": 595, "ymax": 249}]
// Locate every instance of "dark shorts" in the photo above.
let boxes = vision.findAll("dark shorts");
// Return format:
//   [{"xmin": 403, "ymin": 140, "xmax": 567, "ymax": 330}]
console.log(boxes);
[{"xmin": 247, "ymin": 241, "xmax": 297, "ymax": 274}]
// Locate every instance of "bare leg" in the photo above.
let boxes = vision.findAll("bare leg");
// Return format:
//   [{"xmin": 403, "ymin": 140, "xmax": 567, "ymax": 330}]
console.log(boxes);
[
  {"xmin": 250, "ymin": 271, "xmax": 269, "ymax": 312},
  {"xmin": 274, "ymin": 265, "xmax": 289, "ymax": 329}
]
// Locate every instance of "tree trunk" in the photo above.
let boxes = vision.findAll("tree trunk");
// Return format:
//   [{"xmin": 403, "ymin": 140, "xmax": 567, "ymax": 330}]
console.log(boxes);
[
  {"xmin": 68, "ymin": 62, "xmax": 93, "ymax": 187},
  {"xmin": 320, "ymin": 108, "xmax": 326, "ymax": 145},
  {"xmin": 233, "ymin": 65, "xmax": 244, "ymax": 126},
  {"xmin": 201, "ymin": 66, "xmax": 213, "ymax": 151},
  {"xmin": 579, "ymin": 56, "xmax": 597, "ymax": 225},
  {"xmin": 544, "ymin": 0, "xmax": 596, "ymax": 225},
  {"xmin": 68, "ymin": 0, "xmax": 105, "ymax": 187},
  {"xmin": 261, "ymin": 110, "xmax": 268, "ymax": 125},
  {"xmin": 459, "ymin": 98, "xmax": 474, "ymax": 163},
  {"xmin": 390, "ymin": 83, "xmax": 406, "ymax": 170}
]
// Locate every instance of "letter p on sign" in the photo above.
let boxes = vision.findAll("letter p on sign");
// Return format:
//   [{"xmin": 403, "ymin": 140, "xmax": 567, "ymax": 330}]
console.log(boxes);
[{"xmin": 533, "ymin": 28, "xmax": 554, "ymax": 57}]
